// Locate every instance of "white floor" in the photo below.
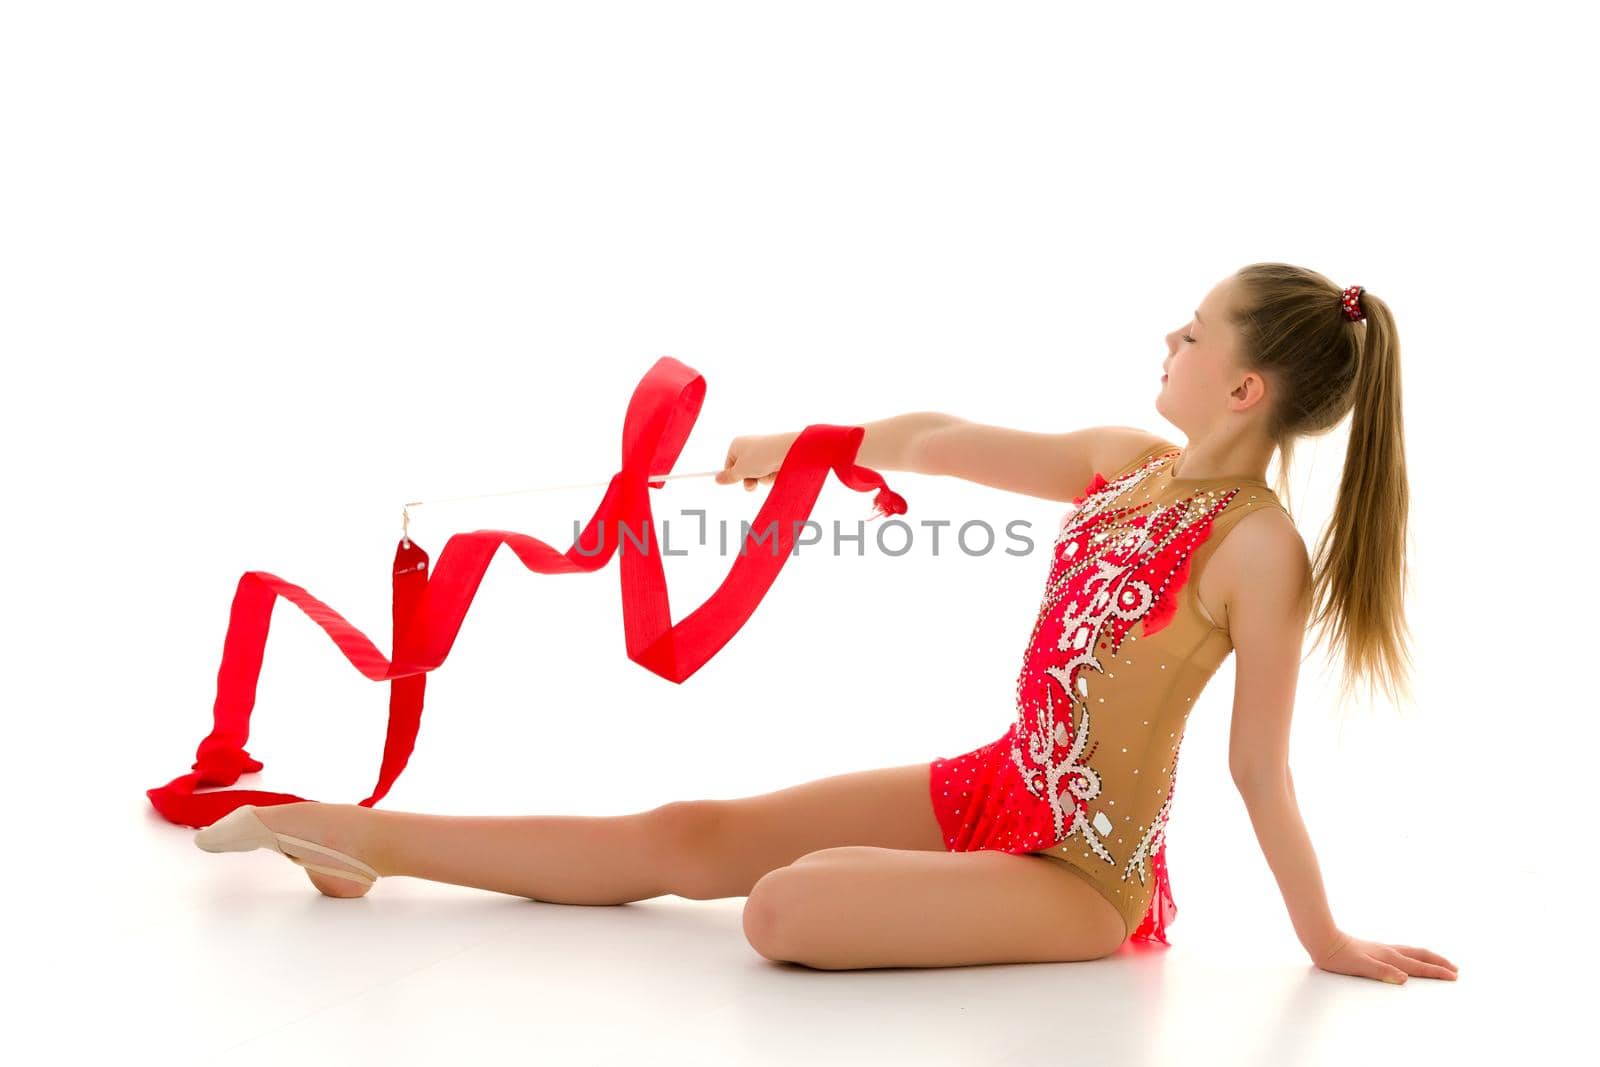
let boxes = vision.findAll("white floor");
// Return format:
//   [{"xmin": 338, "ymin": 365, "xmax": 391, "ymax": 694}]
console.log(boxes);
[{"xmin": 12, "ymin": 788, "xmax": 1569, "ymax": 1066}]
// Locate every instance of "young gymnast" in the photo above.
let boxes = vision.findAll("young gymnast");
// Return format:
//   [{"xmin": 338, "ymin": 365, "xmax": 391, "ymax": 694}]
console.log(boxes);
[{"xmin": 195, "ymin": 262, "xmax": 1459, "ymax": 985}]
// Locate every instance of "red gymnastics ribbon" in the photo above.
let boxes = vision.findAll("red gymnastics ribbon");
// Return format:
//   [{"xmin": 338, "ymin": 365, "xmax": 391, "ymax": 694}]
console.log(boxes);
[{"xmin": 147, "ymin": 356, "xmax": 908, "ymax": 829}]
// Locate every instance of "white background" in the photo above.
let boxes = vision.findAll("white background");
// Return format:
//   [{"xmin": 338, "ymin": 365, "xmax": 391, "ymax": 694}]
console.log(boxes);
[{"xmin": 3, "ymin": 1, "xmax": 1592, "ymax": 1063}]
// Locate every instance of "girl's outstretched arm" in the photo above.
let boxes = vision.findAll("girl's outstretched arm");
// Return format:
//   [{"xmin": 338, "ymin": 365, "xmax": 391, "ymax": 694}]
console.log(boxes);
[
  {"xmin": 912, "ymin": 418, "xmax": 1167, "ymax": 502},
  {"xmin": 1219, "ymin": 507, "xmax": 1458, "ymax": 984},
  {"xmin": 718, "ymin": 415, "xmax": 1166, "ymax": 504}
]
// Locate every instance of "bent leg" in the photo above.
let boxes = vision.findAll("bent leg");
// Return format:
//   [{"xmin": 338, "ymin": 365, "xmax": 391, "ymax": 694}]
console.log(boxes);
[
  {"xmin": 742, "ymin": 846, "xmax": 1128, "ymax": 970},
  {"xmin": 686, "ymin": 761, "xmax": 948, "ymax": 899}
]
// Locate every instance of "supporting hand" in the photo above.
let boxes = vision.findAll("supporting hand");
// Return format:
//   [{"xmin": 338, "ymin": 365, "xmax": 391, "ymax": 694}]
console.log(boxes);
[{"xmin": 1311, "ymin": 929, "xmax": 1460, "ymax": 984}]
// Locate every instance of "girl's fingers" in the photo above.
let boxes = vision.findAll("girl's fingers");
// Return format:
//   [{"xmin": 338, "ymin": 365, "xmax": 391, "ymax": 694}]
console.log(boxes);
[
  {"xmin": 1390, "ymin": 949, "xmax": 1459, "ymax": 980},
  {"xmin": 1393, "ymin": 944, "xmax": 1458, "ymax": 971},
  {"xmin": 1368, "ymin": 955, "xmax": 1409, "ymax": 984}
]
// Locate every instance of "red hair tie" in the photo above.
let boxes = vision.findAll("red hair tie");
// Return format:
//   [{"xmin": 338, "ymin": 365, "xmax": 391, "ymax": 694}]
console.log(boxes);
[{"xmin": 1340, "ymin": 284, "xmax": 1367, "ymax": 322}]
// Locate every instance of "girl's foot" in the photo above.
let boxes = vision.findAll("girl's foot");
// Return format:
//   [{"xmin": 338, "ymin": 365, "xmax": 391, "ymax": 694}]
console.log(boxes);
[{"xmin": 202, "ymin": 801, "xmax": 384, "ymax": 898}]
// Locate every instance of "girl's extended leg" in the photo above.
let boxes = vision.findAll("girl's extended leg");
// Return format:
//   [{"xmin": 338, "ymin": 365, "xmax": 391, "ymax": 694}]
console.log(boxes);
[
  {"xmin": 363, "ymin": 804, "xmax": 693, "ymax": 904},
  {"xmin": 249, "ymin": 761, "xmax": 946, "ymax": 904}
]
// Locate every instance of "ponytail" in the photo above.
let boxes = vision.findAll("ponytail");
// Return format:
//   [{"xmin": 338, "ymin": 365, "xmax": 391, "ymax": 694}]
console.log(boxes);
[
  {"xmin": 1233, "ymin": 263, "xmax": 1415, "ymax": 708},
  {"xmin": 1306, "ymin": 292, "xmax": 1414, "ymax": 706}
]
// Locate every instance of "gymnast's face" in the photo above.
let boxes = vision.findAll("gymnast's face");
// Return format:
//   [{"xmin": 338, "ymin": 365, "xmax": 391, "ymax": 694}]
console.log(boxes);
[{"xmin": 1156, "ymin": 275, "xmax": 1265, "ymax": 432}]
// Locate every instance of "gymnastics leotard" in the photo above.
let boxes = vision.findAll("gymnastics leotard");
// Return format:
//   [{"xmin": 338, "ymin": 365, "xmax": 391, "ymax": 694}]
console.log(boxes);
[{"xmin": 928, "ymin": 439, "xmax": 1292, "ymax": 945}]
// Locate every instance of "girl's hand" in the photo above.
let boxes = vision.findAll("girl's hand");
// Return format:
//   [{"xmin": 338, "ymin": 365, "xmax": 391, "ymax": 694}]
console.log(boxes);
[
  {"xmin": 1311, "ymin": 929, "xmax": 1460, "ymax": 984},
  {"xmin": 714, "ymin": 432, "xmax": 801, "ymax": 491}
]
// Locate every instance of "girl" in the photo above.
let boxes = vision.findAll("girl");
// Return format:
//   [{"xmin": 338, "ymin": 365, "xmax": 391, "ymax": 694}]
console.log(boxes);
[{"xmin": 196, "ymin": 262, "xmax": 1459, "ymax": 985}]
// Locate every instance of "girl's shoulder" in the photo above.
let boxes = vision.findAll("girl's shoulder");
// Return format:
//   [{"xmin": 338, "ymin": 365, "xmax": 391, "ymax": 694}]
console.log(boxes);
[{"xmin": 1212, "ymin": 498, "xmax": 1311, "ymax": 600}]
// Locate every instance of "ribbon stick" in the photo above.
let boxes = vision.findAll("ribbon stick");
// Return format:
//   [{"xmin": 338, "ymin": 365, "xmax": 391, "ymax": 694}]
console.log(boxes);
[{"xmin": 148, "ymin": 356, "xmax": 908, "ymax": 828}]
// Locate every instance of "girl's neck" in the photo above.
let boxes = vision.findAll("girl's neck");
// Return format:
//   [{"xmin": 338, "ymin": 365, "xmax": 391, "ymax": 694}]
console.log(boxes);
[{"xmin": 1171, "ymin": 437, "xmax": 1274, "ymax": 483}]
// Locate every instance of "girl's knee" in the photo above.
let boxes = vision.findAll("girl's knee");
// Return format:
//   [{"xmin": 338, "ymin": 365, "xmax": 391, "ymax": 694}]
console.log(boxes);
[{"xmin": 647, "ymin": 800, "xmax": 730, "ymax": 899}]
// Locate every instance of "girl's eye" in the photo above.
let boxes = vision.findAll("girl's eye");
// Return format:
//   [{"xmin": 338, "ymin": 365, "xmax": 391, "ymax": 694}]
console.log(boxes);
[{"xmin": 1182, "ymin": 333, "xmax": 1196, "ymax": 344}]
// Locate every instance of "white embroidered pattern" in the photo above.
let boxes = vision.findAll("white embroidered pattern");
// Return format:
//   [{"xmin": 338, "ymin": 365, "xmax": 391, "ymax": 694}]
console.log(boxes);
[{"xmin": 1010, "ymin": 449, "xmax": 1232, "ymax": 887}]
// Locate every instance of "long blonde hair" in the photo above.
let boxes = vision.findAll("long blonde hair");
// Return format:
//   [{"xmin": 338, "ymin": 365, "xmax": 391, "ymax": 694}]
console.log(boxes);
[{"xmin": 1231, "ymin": 262, "xmax": 1413, "ymax": 708}]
